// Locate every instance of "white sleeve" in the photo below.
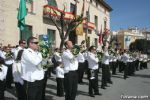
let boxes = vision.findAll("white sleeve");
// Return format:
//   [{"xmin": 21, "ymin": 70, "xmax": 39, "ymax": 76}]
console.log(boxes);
[
  {"xmin": 22, "ymin": 50, "xmax": 42, "ymax": 66},
  {"xmin": 89, "ymin": 54, "xmax": 99, "ymax": 63},
  {"xmin": 62, "ymin": 51, "xmax": 74, "ymax": 60}
]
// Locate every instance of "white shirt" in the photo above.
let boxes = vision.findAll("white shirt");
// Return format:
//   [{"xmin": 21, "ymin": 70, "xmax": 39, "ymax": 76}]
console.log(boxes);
[
  {"xmin": 0, "ymin": 64, "xmax": 8, "ymax": 81},
  {"xmin": 87, "ymin": 52, "xmax": 99, "ymax": 70},
  {"xmin": 143, "ymin": 54, "xmax": 148, "ymax": 62},
  {"xmin": 121, "ymin": 53, "xmax": 130, "ymax": 63},
  {"xmin": 12, "ymin": 61, "xmax": 24, "ymax": 84},
  {"xmin": 102, "ymin": 51, "xmax": 110, "ymax": 65},
  {"xmin": 14, "ymin": 46, "xmax": 23, "ymax": 59},
  {"xmin": 62, "ymin": 49, "xmax": 78, "ymax": 73},
  {"xmin": 54, "ymin": 52, "xmax": 62, "ymax": 62},
  {"xmin": 83, "ymin": 51, "xmax": 88, "ymax": 60},
  {"xmin": 0, "ymin": 50, "xmax": 6, "ymax": 59},
  {"xmin": 21, "ymin": 48, "xmax": 44, "ymax": 82},
  {"xmin": 56, "ymin": 66, "xmax": 64, "ymax": 78},
  {"xmin": 77, "ymin": 52, "xmax": 85, "ymax": 63}
]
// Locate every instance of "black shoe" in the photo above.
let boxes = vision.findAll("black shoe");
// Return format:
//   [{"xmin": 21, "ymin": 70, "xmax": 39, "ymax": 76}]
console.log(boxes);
[
  {"xmin": 105, "ymin": 85, "xmax": 110, "ymax": 87},
  {"xmin": 124, "ymin": 76, "xmax": 129, "ymax": 79},
  {"xmin": 78, "ymin": 82, "xmax": 85, "ymax": 85},
  {"xmin": 89, "ymin": 94, "xmax": 95, "ymax": 97},
  {"xmin": 57, "ymin": 94, "xmax": 64, "ymax": 97},
  {"xmin": 101, "ymin": 86, "xmax": 106, "ymax": 89},
  {"xmin": 7, "ymin": 86, "xmax": 13, "ymax": 89},
  {"xmin": 94, "ymin": 93, "xmax": 102, "ymax": 96},
  {"xmin": 108, "ymin": 81, "xmax": 113, "ymax": 84}
]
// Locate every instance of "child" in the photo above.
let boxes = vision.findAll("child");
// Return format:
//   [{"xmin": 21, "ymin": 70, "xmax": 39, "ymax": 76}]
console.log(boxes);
[
  {"xmin": 0, "ymin": 57, "xmax": 8, "ymax": 100},
  {"xmin": 55, "ymin": 61, "xmax": 64, "ymax": 97}
]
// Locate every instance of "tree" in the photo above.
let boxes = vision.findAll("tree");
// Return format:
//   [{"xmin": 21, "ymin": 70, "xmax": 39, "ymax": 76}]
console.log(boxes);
[
  {"xmin": 129, "ymin": 39, "xmax": 150, "ymax": 53},
  {"xmin": 45, "ymin": 0, "xmax": 85, "ymax": 50}
]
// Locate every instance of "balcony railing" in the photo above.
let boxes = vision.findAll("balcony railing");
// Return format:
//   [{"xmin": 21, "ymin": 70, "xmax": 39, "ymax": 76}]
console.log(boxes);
[{"xmin": 43, "ymin": 5, "xmax": 95, "ymax": 29}]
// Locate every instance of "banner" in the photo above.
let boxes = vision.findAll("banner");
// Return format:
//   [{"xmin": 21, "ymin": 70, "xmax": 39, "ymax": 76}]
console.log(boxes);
[{"xmin": 76, "ymin": 23, "xmax": 83, "ymax": 35}]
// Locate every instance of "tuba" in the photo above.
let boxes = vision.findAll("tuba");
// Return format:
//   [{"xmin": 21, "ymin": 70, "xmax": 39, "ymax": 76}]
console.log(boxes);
[{"xmin": 72, "ymin": 45, "xmax": 80, "ymax": 56}]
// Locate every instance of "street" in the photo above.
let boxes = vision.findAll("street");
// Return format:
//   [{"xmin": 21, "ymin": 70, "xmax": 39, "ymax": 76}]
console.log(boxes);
[{"xmin": 5, "ymin": 63, "xmax": 150, "ymax": 100}]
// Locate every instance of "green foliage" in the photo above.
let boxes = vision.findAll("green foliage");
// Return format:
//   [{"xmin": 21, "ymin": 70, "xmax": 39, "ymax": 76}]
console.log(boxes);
[
  {"xmin": 129, "ymin": 39, "xmax": 150, "ymax": 52},
  {"xmin": 38, "ymin": 41, "xmax": 49, "ymax": 58}
]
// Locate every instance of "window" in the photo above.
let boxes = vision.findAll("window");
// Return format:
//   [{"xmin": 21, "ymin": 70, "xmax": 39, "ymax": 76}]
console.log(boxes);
[
  {"xmin": 47, "ymin": 0, "xmax": 57, "ymax": 7},
  {"xmin": 104, "ymin": 20, "xmax": 107, "ymax": 30},
  {"xmin": 87, "ymin": 37, "xmax": 90, "ymax": 48},
  {"xmin": 70, "ymin": 3, "xmax": 76, "ymax": 15},
  {"xmin": 86, "ymin": 11, "xmax": 90, "ymax": 22},
  {"xmin": 20, "ymin": 25, "xmax": 32, "ymax": 41},
  {"xmin": 95, "ymin": 38, "xmax": 98, "ymax": 48},
  {"xmin": 88, "ymin": 29, "xmax": 92, "ymax": 34},
  {"xmin": 47, "ymin": 29, "xmax": 56, "ymax": 47},
  {"xmin": 96, "ymin": 1, "xmax": 98, "ymax": 7},
  {"xmin": 90, "ymin": 0, "xmax": 93, "ymax": 3},
  {"xmin": 26, "ymin": 0, "xmax": 33, "ymax": 13},
  {"xmin": 94, "ymin": 15, "xmax": 98, "ymax": 30},
  {"xmin": 26, "ymin": 0, "xmax": 32, "ymax": 3}
]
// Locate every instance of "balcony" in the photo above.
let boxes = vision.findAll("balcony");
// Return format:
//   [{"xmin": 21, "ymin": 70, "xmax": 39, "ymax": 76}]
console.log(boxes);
[{"xmin": 43, "ymin": 5, "xmax": 95, "ymax": 29}]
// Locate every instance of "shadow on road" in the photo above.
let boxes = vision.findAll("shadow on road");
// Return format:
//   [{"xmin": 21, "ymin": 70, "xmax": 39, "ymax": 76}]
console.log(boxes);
[
  {"xmin": 45, "ymin": 89, "xmax": 57, "ymax": 96},
  {"xmin": 48, "ymin": 77, "xmax": 56, "ymax": 83},
  {"xmin": 143, "ymin": 81, "xmax": 150, "ymax": 84},
  {"xmin": 77, "ymin": 90, "xmax": 89, "ymax": 96},
  {"xmin": 6, "ymin": 87, "xmax": 17, "ymax": 98},
  {"xmin": 134, "ymin": 74, "xmax": 150, "ymax": 79},
  {"xmin": 46, "ymin": 84, "xmax": 57, "ymax": 90},
  {"xmin": 111, "ymin": 74, "xmax": 123, "ymax": 79},
  {"xmin": 5, "ymin": 97, "xmax": 16, "ymax": 100}
]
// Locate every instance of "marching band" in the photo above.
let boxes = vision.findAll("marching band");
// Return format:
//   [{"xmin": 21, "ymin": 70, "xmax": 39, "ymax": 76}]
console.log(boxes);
[{"xmin": 0, "ymin": 36, "xmax": 149, "ymax": 100}]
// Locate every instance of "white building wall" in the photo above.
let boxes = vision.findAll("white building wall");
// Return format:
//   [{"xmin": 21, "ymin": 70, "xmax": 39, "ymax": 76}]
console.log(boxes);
[{"xmin": 1, "ymin": 0, "xmax": 111, "ymax": 48}]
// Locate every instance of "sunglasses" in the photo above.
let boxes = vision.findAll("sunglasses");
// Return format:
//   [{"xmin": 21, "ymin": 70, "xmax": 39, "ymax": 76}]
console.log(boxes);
[
  {"xmin": 32, "ymin": 42, "xmax": 39, "ymax": 44},
  {"xmin": 22, "ymin": 42, "xmax": 26, "ymax": 44}
]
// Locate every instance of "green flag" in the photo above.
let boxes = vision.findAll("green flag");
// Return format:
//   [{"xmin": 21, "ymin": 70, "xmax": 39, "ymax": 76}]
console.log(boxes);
[{"xmin": 17, "ymin": 0, "xmax": 27, "ymax": 31}]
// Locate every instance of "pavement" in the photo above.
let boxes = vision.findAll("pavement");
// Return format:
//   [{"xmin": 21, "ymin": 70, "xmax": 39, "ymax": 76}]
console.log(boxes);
[{"xmin": 5, "ymin": 63, "xmax": 150, "ymax": 100}]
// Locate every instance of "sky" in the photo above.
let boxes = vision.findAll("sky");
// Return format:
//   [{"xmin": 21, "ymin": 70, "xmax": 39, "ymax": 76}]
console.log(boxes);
[{"xmin": 105, "ymin": 0, "xmax": 150, "ymax": 31}]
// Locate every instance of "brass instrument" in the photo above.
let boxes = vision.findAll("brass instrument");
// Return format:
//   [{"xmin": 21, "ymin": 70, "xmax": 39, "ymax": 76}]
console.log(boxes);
[{"xmin": 72, "ymin": 45, "xmax": 80, "ymax": 56}]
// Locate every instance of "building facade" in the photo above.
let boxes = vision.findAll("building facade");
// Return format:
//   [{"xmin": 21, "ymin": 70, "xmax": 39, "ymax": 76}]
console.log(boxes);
[
  {"xmin": 142, "ymin": 30, "xmax": 150, "ymax": 40},
  {"xmin": 0, "ymin": 0, "xmax": 112, "ymax": 48},
  {"xmin": 114, "ymin": 28, "xmax": 144, "ymax": 50}
]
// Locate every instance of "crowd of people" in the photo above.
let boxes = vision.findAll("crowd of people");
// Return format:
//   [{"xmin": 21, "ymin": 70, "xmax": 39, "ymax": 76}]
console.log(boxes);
[{"xmin": 0, "ymin": 37, "xmax": 149, "ymax": 100}]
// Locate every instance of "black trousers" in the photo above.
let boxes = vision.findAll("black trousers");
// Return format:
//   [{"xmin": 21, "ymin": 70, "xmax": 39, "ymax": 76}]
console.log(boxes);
[
  {"xmin": 106, "ymin": 65, "xmax": 112, "ymax": 83},
  {"xmin": 77, "ymin": 62, "xmax": 85, "ymax": 83},
  {"xmin": 135, "ymin": 60, "xmax": 139, "ymax": 70},
  {"xmin": 124, "ymin": 63, "xmax": 128, "ymax": 79},
  {"xmin": 6, "ymin": 64, "xmax": 13, "ymax": 88},
  {"xmin": 101, "ymin": 64, "xmax": 107, "ymax": 87},
  {"xmin": 87, "ymin": 69, "xmax": 99, "ymax": 95},
  {"xmin": 140, "ymin": 61, "xmax": 144, "ymax": 69},
  {"xmin": 56, "ymin": 78, "xmax": 64, "ymax": 96},
  {"xmin": 143, "ymin": 62, "xmax": 147, "ymax": 69},
  {"xmin": 112, "ymin": 61, "xmax": 117, "ymax": 75},
  {"xmin": 0, "ymin": 80, "xmax": 5, "ymax": 100},
  {"xmin": 119, "ymin": 61, "xmax": 124, "ymax": 72},
  {"xmin": 42, "ymin": 71, "xmax": 48, "ymax": 100},
  {"xmin": 23, "ymin": 80, "xmax": 43, "ymax": 100},
  {"xmin": 15, "ymin": 82, "xmax": 26, "ymax": 100},
  {"xmin": 64, "ymin": 71, "xmax": 78, "ymax": 100}
]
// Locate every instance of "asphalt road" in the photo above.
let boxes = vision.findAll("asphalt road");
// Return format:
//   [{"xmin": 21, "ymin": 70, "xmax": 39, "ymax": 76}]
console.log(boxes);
[{"xmin": 5, "ymin": 63, "xmax": 150, "ymax": 100}]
